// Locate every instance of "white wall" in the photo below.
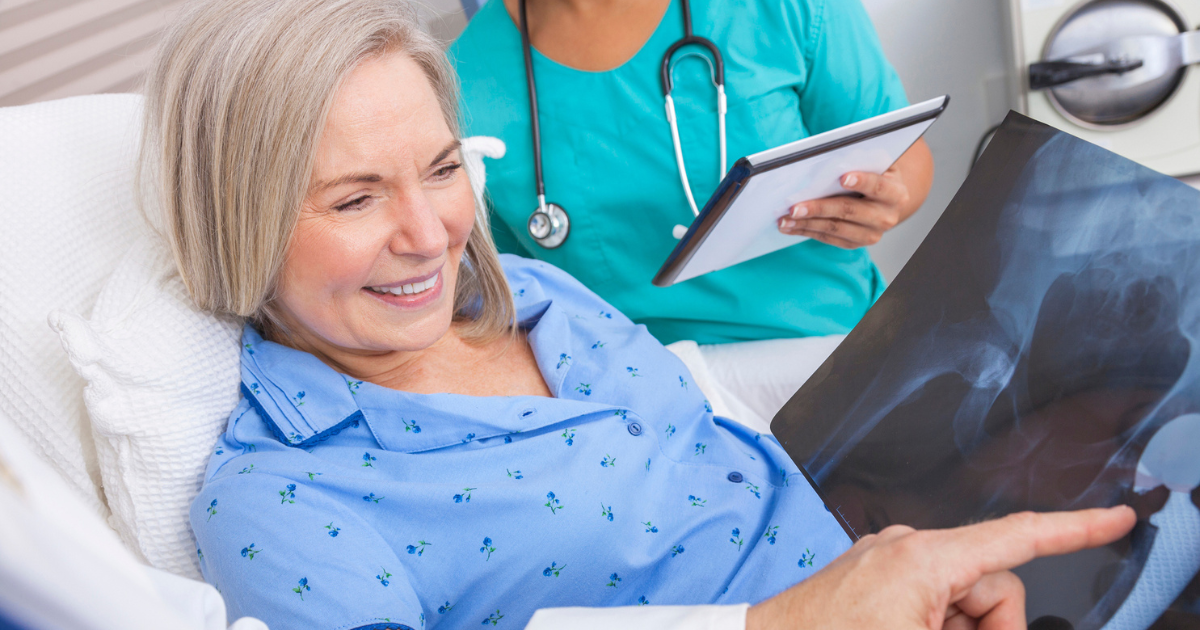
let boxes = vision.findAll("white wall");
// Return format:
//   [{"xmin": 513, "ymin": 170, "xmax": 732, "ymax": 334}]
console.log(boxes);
[{"xmin": 862, "ymin": 0, "xmax": 1015, "ymax": 281}]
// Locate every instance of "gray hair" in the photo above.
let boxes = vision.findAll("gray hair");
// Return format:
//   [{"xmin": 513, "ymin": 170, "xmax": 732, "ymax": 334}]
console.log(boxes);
[{"xmin": 139, "ymin": 0, "xmax": 514, "ymax": 341}]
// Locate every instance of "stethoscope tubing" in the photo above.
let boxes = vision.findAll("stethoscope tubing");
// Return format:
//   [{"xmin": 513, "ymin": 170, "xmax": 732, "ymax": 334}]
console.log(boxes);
[{"xmin": 521, "ymin": 0, "xmax": 727, "ymax": 246}]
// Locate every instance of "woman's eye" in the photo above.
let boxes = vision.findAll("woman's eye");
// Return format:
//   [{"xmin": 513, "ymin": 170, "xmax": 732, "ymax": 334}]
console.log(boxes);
[
  {"xmin": 334, "ymin": 195, "xmax": 371, "ymax": 212},
  {"xmin": 431, "ymin": 162, "xmax": 462, "ymax": 182}
]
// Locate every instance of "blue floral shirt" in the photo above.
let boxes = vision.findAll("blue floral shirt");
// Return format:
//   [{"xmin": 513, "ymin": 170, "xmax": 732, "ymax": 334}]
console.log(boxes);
[{"xmin": 190, "ymin": 255, "xmax": 851, "ymax": 630}]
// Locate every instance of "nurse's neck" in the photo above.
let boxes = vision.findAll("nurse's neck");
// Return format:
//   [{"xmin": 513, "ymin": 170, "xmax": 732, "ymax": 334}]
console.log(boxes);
[{"xmin": 505, "ymin": 0, "xmax": 671, "ymax": 72}]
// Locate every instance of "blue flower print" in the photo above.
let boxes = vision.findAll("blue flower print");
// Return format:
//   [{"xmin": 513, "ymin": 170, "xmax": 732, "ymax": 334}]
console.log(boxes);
[
  {"xmin": 292, "ymin": 577, "xmax": 310, "ymax": 600},
  {"xmin": 671, "ymin": 545, "xmax": 685, "ymax": 557},
  {"xmin": 402, "ymin": 418, "xmax": 421, "ymax": 433},
  {"xmin": 645, "ymin": 458, "xmax": 651, "ymax": 471},
  {"xmin": 248, "ymin": 382, "xmax": 261, "ymax": 396},
  {"xmin": 238, "ymin": 464, "xmax": 255, "ymax": 474},
  {"xmin": 626, "ymin": 366, "xmax": 641, "ymax": 377},
  {"xmin": 642, "ymin": 521, "xmax": 658, "ymax": 533},
  {"xmin": 206, "ymin": 499, "xmax": 218, "ymax": 521},
  {"xmin": 514, "ymin": 288, "xmax": 525, "ymax": 298},
  {"xmin": 688, "ymin": 495, "xmax": 707, "ymax": 507},
  {"xmin": 362, "ymin": 452, "xmax": 377, "ymax": 467},
  {"xmin": 279, "ymin": 484, "xmax": 296, "ymax": 504},
  {"xmin": 347, "ymin": 379, "xmax": 363, "ymax": 395},
  {"xmin": 437, "ymin": 601, "xmax": 454, "ymax": 614},
  {"xmin": 287, "ymin": 432, "xmax": 302, "ymax": 444},
  {"xmin": 421, "ymin": 613, "xmax": 425, "ymax": 628},
  {"xmin": 598, "ymin": 310, "xmax": 613, "ymax": 319},
  {"xmin": 406, "ymin": 540, "xmax": 431, "ymax": 556},
  {"xmin": 745, "ymin": 483, "xmax": 762, "ymax": 499},
  {"xmin": 244, "ymin": 342, "xmax": 255, "ymax": 355},
  {"xmin": 480, "ymin": 537, "xmax": 496, "ymax": 560},
  {"xmin": 763, "ymin": 525, "xmax": 778, "ymax": 545},
  {"xmin": 292, "ymin": 391, "xmax": 305, "ymax": 406},
  {"xmin": 544, "ymin": 492, "xmax": 564, "ymax": 514},
  {"xmin": 363, "ymin": 492, "xmax": 384, "ymax": 503},
  {"xmin": 679, "ymin": 376, "xmax": 688, "ymax": 389},
  {"xmin": 507, "ymin": 468, "xmax": 523, "ymax": 480},
  {"xmin": 637, "ymin": 596, "xmax": 650, "ymax": 606},
  {"xmin": 606, "ymin": 572, "xmax": 622, "ymax": 587},
  {"xmin": 704, "ymin": 400, "xmax": 713, "ymax": 413},
  {"xmin": 482, "ymin": 610, "xmax": 504, "ymax": 626},
  {"xmin": 601, "ymin": 454, "xmax": 616, "ymax": 467},
  {"xmin": 542, "ymin": 562, "xmax": 566, "ymax": 577},
  {"xmin": 325, "ymin": 522, "xmax": 340, "ymax": 537},
  {"xmin": 462, "ymin": 433, "xmax": 476, "ymax": 443},
  {"xmin": 694, "ymin": 443, "xmax": 706, "ymax": 455},
  {"xmin": 591, "ymin": 340, "xmax": 605, "ymax": 349},
  {"xmin": 557, "ymin": 353, "xmax": 571, "ymax": 369},
  {"xmin": 574, "ymin": 383, "xmax": 592, "ymax": 396},
  {"xmin": 453, "ymin": 488, "xmax": 477, "ymax": 503},
  {"xmin": 730, "ymin": 528, "xmax": 744, "ymax": 551},
  {"xmin": 600, "ymin": 504, "xmax": 614, "ymax": 521},
  {"xmin": 562, "ymin": 428, "xmax": 575, "ymax": 446},
  {"xmin": 244, "ymin": 443, "xmax": 257, "ymax": 453},
  {"xmin": 799, "ymin": 548, "xmax": 816, "ymax": 567},
  {"xmin": 665, "ymin": 424, "xmax": 675, "ymax": 439},
  {"xmin": 240, "ymin": 543, "xmax": 262, "ymax": 559},
  {"xmin": 376, "ymin": 567, "xmax": 392, "ymax": 587},
  {"xmin": 214, "ymin": 446, "xmax": 224, "ymax": 455}
]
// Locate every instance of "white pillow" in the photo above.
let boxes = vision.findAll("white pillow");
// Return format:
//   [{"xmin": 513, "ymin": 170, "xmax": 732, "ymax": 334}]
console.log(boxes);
[
  {"xmin": 0, "ymin": 94, "xmax": 147, "ymax": 520},
  {"xmin": 51, "ymin": 136, "xmax": 506, "ymax": 579},
  {"xmin": 51, "ymin": 237, "xmax": 242, "ymax": 579}
]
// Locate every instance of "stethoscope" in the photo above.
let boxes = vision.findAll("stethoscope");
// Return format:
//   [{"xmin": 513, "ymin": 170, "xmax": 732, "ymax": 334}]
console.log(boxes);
[{"xmin": 520, "ymin": 0, "xmax": 728, "ymax": 248}]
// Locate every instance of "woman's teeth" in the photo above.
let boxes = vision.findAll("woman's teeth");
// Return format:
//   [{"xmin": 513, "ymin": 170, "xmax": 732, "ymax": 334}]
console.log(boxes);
[{"xmin": 369, "ymin": 272, "xmax": 438, "ymax": 296}]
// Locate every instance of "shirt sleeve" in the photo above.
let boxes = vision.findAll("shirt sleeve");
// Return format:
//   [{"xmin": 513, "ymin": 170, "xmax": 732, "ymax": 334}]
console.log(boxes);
[
  {"xmin": 191, "ymin": 472, "xmax": 422, "ymax": 630},
  {"xmin": 795, "ymin": 0, "xmax": 910, "ymax": 135},
  {"xmin": 524, "ymin": 604, "xmax": 749, "ymax": 630}
]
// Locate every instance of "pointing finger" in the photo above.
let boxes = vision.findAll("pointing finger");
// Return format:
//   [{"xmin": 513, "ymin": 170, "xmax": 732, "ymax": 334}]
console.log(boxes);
[{"xmin": 936, "ymin": 507, "xmax": 1136, "ymax": 587}]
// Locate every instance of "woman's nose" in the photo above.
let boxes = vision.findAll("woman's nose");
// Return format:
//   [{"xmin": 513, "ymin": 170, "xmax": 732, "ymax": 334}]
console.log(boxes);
[{"xmin": 386, "ymin": 190, "xmax": 449, "ymax": 259}]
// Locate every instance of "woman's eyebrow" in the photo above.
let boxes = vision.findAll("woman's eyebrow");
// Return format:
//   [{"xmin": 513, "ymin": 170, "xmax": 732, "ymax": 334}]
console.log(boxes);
[
  {"xmin": 428, "ymin": 139, "xmax": 462, "ymax": 168},
  {"xmin": 312, "ymin": 172, "xmax": 383, "ymax": 193}
]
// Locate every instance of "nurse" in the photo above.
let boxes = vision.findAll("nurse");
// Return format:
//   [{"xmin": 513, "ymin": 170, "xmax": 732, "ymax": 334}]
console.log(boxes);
[{"xmin": 450, "ymin": 0, "xmax": 934, "ymax": 430}]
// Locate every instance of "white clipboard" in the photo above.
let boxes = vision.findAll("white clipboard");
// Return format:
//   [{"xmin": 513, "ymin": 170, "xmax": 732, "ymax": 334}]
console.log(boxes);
[{"xmin": 652, "ymin": 95, "xmax": 950, "ymax": 287}]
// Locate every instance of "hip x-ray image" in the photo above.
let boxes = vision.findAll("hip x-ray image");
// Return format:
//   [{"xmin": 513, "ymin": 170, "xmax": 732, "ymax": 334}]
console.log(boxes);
[{"xmin": 773, "ymin": 113, "xmax": 1200, "ymax": 630}]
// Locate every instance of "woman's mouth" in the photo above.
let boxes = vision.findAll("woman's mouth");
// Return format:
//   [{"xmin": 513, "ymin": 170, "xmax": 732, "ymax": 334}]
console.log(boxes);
[
  {"xmin": 366, "ymin": 271, "xmax": 439, "ymax": 296},
  {"xmin": 363, "ymin": 270, "xmax": 443, "ymax": 308}
]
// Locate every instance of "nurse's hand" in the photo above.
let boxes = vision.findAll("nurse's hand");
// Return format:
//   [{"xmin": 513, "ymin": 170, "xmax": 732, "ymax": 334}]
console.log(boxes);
[
  {"xmin": 745, "ymin": 505, "xmax": 1136, "ymax": 630},
  {"xmin": 777, "ymin": 138, "xmax": 934, "ymax": 248}
]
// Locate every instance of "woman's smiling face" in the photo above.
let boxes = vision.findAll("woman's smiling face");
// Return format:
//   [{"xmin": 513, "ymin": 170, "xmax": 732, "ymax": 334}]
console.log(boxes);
[{"xmin": 273, "ymin": 51, "xmax": 475, "ymax": 356}]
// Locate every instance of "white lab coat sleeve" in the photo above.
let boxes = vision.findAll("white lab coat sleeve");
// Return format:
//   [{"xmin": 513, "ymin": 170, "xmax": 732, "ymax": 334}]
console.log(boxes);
[{"xmin": 523, "ymin": 604, "xmax": 749, "ymax": 630}]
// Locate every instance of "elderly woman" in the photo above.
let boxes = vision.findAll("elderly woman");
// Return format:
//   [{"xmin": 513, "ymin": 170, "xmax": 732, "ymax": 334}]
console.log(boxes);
[{"xmin": 148, "ymin": 1, "xmax": 1135, "ymax": 630}]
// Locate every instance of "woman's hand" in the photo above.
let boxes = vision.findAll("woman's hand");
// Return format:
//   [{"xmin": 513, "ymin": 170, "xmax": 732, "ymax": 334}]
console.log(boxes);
[
  {"xmin": 778, "ymin": 138, "xmax": 934, "ymax": 248},
  {"xmin": 746, "ymin": 506, "xmax": 1137, "ymax": 630}
]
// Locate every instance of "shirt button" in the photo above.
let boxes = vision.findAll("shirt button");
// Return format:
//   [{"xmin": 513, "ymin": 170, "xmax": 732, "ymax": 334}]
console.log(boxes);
[
  {"xmin": 727, "ymin": 472, "xmax": 744, "ymax": 483},
  {"xmin": 627, "ymin": 422, "xmax": 643, "ymax": 436}
]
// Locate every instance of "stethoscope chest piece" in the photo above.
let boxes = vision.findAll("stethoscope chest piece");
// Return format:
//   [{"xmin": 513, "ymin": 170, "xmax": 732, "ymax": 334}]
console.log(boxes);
[{"xmin": 528, "ymin": 202, "xmax": 570, "ymax": 249}]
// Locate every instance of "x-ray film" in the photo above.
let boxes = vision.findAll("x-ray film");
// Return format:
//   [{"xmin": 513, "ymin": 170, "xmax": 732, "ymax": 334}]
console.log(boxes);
[{"xmin": 773, "ymin": 113, "xmax": 1200, "ymax": 630}]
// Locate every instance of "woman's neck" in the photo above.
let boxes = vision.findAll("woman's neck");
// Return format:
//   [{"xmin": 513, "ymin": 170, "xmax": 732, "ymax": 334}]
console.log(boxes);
[
  {"xmin": 504, "ymin": 0, "xmax": 672, "ymax": 72},
  {"xmin": 272, "ymin": 324, "xmax": 552, "ymax": 398}
]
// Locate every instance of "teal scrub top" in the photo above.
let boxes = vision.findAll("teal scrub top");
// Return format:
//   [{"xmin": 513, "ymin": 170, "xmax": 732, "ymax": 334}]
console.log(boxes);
[{"xmin": 449, "ymin": 0, "xmax": 910, "ymax": 345}]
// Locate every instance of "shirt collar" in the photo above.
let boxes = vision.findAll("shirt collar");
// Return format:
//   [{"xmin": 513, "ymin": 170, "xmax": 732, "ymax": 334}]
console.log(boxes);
[{"xmin": 238, "ymin": 296, "xmax": 621, "ymax": 452}]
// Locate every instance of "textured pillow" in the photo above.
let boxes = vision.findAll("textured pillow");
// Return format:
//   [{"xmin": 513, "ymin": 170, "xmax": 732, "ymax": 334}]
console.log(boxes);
[
  {"xmin": 0, "ymin": 94, "xmax": 147, "ymax": 519},
  {"xmin": 51, "ymin": 237, "xmax": 242, "ymax": 579},
  {"xmin": 51, "ymin": 136, "xmax": 506, "ymax": 579}
]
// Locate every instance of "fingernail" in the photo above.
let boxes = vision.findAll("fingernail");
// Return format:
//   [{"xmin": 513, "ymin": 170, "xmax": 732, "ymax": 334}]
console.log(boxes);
[
  {"xmin": 843, "ymin": 174, "xmax": 857, "ymax": 187},
  {"xmin": 780, "ymin": 219, "xmax": 795, "ymax": 230},
  {"xmin": 792, "ymin": 205, "xmax": 808, "ymax": 218}
]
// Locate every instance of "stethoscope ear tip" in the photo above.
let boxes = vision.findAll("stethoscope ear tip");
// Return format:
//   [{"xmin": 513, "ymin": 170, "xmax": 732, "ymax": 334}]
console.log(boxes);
[{"xmin": 672, "ymin": 224, "xmax": 689, "ymax": 240}]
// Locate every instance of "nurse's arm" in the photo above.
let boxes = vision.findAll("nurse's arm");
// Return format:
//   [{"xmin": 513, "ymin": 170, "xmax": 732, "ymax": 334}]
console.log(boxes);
[
  {"xmin": 745, "ymin": 505, "xmax": 1135, "ymax": 630},
  {"xmin": 777, "ymin": 138, "xmax": 934, "ymax": 249}
]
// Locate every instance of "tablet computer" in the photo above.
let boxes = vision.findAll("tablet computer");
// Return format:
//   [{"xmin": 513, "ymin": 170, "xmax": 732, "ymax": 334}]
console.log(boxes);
[{"xmin": 652, "ymin": 95, "xmax": 949, "ymax": 287}]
